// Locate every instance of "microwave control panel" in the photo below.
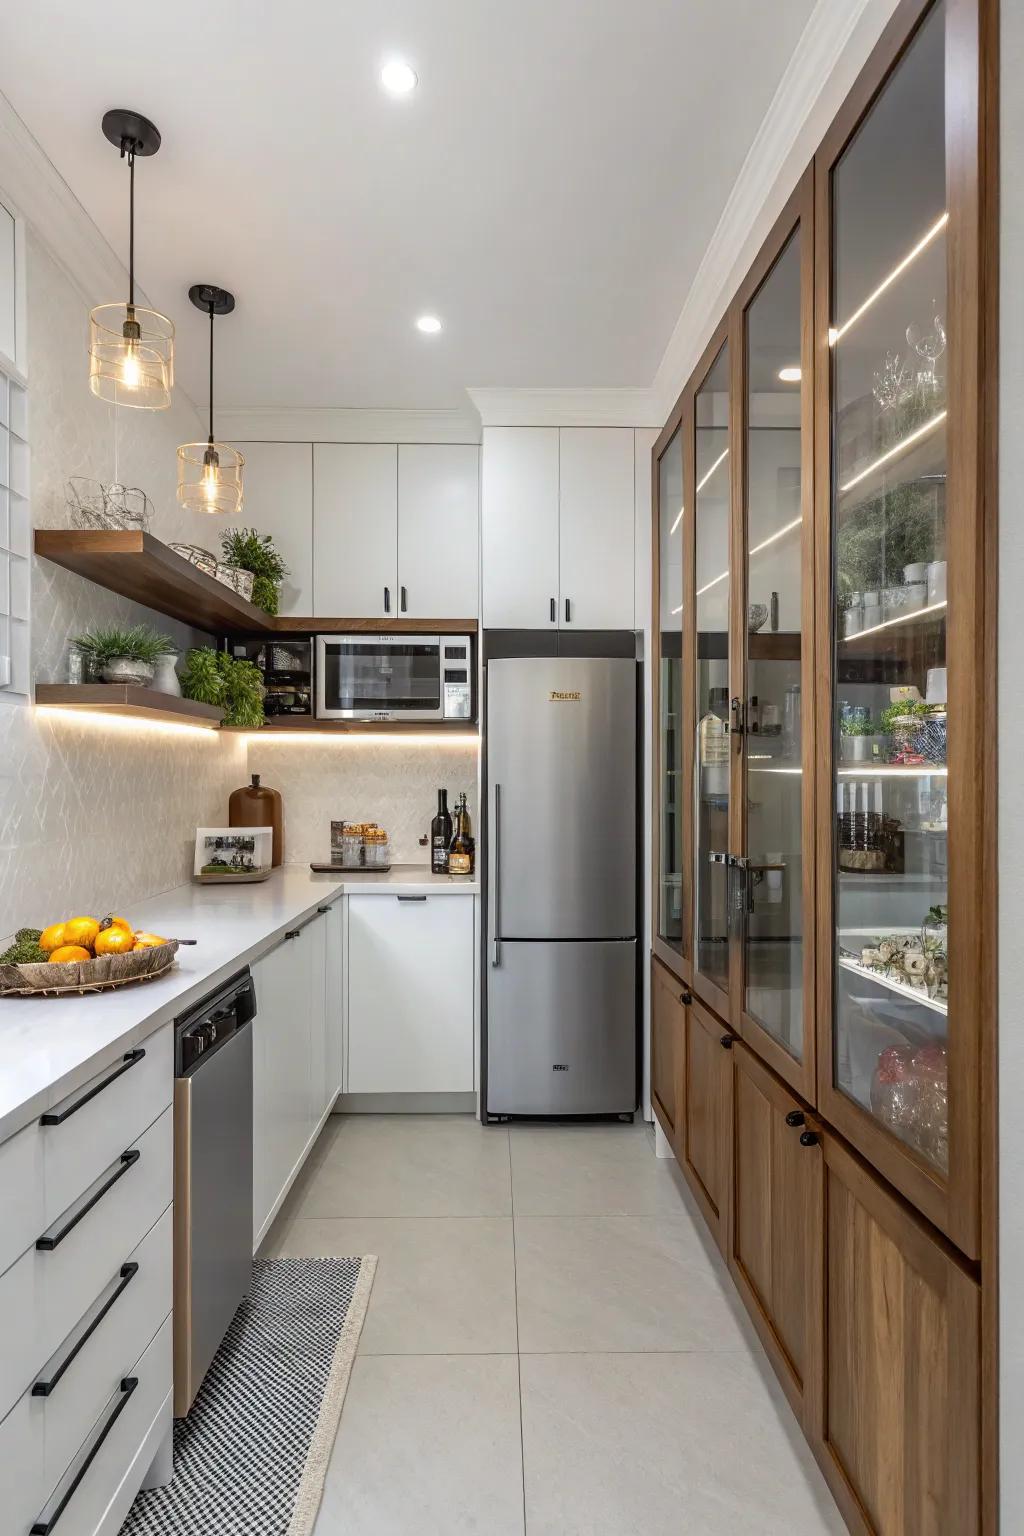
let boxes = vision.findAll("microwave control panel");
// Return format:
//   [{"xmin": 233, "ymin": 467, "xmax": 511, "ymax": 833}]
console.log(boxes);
[{"xmin": 442, "ymin": 640, "xmax": 473, "ymax": 720}]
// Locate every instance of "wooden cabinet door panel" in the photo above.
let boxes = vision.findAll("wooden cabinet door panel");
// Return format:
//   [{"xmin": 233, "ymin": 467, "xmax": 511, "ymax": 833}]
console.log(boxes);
[
  {"xmin": 816, "ymin": 1134, "xmax": 980, "ymax": 1536},
  {"xmin": 650, "ymin": 958, "xmax": 683, "ymax": 1144},
  {"xmin": 681, "ymin": 998, "xmax": 730, "ymax": 1245},
  {"xmin": 728, "ymin": 1041, "xmax": 822, "ymax": 1424}
]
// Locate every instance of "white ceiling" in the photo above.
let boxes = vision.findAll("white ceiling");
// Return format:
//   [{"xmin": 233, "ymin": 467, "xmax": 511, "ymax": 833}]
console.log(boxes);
[{"xmin": 0, "ymin": 0, "xmax": 817, "ymax": 412}]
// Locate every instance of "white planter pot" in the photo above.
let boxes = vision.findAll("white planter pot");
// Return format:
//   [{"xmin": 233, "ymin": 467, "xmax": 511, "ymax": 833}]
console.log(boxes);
[
  {"xmin": 102, "ymin": 656, "xmax": 154, "ymax": 687},
  {"xmin": 151, "ymin": 653, "xmax": 181, "ymax": 696}
]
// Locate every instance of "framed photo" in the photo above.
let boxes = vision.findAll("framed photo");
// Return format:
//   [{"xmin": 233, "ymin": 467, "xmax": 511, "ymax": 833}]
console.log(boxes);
[{"xmin": 194, "ymin": 827, "xmax": 273, "ymax": 883}]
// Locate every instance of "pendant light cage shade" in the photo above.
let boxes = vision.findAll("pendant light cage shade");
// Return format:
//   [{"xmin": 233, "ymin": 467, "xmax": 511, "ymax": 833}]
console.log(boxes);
[
  {"xmin": 89, "ymin": 303, "xmax": 175, "ymax": 409},
  {"xmin": 176, "ymin": 441, "xmax": 244, "ymax": 516}
]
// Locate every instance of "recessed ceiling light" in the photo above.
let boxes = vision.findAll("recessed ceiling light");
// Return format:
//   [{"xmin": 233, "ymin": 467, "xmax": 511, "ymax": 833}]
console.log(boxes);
[
  {"xmin": 415, "ymin": 314, "xmax": 442, "ymax": 334},
  {"xmin": 778, "ymin": 365, "xmax": 802, "ymax": 382},
  {"xmin": 380, "ymin": 59, "xmax": 418, "ymax": 96}
]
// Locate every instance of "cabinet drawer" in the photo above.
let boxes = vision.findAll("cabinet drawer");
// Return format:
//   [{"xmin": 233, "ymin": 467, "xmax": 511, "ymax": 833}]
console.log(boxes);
[
  {"xmin": 0, "ymin": 1109, "xmax": 172, "ymax": 1419},
  {"xmin": 42, "ymin": 1026, "xmax": 172, "ymax": 1230},
  {"xmin": 0, "ymin": 1115, "xmax": 45, "ymax": 1280},
  {"xmin": 27, "ymin": 1316, "xmax": 172, "ymax": 1536}
]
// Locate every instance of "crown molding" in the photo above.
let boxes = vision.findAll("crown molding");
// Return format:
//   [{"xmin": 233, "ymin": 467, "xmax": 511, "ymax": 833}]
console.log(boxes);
[
  {"xmin": 218, "ymin": 404, "xmax": 482, "ymax": 445},
  {"xmin": 467, "ymin": 387, "xmax": 661, "ymax": 428},
  {"xmin": 651, "ymin": 0, "xmax": 898, "ymax": 422}
]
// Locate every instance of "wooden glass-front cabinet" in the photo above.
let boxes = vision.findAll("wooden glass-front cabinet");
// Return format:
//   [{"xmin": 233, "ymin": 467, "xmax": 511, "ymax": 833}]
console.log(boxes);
[{"xmin": 655, "ymin": 427, "xmax": 685, "ymax": 967}]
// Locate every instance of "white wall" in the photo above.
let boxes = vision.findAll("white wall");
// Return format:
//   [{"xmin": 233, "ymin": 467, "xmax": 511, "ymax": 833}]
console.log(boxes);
[{"xmin": 1000, "ymin": 1, "xmax": 1023, "ymax": 1524}]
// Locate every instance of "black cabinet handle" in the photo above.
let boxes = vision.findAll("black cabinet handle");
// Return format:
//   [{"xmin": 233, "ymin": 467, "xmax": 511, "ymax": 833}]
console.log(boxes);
[
  {"xmin": 285, "ymin": 928, "xmax": 300, "ymax": 940},
  {"xmin": 397, "ymin": 894, "xmax": 427, "ymax": 902},
  {"xmin": 565, "ymin": 597, "xmax": 571, "ymax": 624},
  {"xmin": 40, "ymin": 1050, "xmax": 145, "ymax": 1126},
  {"xmin": 37, "ymin": 1150, "xmax": 140, "ymax": 1252},
  {"xmin": 317, "ymin": 906, "xmax": 332, "ymax": 914},
  {"xmin": 384, "ymin": 585, "xmax": 391, "ymax": 613},
  {"xmin": 799, "ymin": 1130, "xmax": 820, "ymax": 1148},
  {"xmin": 549, "ymin": 597, "xmax": 556, "ymax": 624},
  {"xmin": 720, "ymin": 1034, "xmax": 734, "ymax": 1050},
  {"xmin": 679, "ymin": 989, "xmax": 692, "ymax": 1006},
  {"xmin": 31, "ymin": 1376, "xmax": 139, "ymax": 1534},
  {"xmin": 401, "ymin": 585, "xmax": 408, "ymax": 613},
  {"xmin": 33, "ymin": 1263, "xmax": 139, "ymax": 1398},
  {"xmin": 785, "ymin": 1110, "xmax": 806, "ymax": 1128}
]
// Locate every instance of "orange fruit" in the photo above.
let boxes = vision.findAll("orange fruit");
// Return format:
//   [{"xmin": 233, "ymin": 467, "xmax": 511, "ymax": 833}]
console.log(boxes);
[
  {"xmin": 94, "ymin": 927, "xmax": 134, "ymax": 956},
  {"xmin": 101, "ymin": 914, "xmax": 133, "ymax": 936},
  {"xmin": 63, "ymin": 916, "xmax": 100, "ymax": 951},
  {"xmin": 39, "ymin": 922, "xmax": 67, "ymax": 954},
  {"xmin": 132, "ymin": 933, "xmax": 168, "ymax": 950},
  {"xmin": 48, "ymin": 945, "xmax": 92, "ymax": 965}
]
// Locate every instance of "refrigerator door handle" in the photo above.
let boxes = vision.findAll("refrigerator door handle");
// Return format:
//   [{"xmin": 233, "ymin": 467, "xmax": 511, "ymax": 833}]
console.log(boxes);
[{"xmin": 492, "ymin": 782, "xmax": 502, "ymax": 967}]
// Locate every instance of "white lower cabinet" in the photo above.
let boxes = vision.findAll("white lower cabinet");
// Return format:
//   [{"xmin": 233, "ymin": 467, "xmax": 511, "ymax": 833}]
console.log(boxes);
[{"xmin": 347, "ymin": 895, "xmax": 475, "ymax": 1094}]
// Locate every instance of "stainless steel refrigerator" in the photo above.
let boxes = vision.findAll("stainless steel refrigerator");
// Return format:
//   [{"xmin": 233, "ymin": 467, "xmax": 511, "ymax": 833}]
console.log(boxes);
[{"xmin": 485, "ymin": 655, "xmax": 638, "ymax": 1118}]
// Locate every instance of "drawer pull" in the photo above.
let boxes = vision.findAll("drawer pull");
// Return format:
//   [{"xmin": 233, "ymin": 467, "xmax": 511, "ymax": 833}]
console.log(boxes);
[
  {"xmin": 33, "ymin": 1263, "xmax": 140, "ymax": 1398},
  {"xmin": 40, "ymin": 1049, "xmax": 146, "ymax": 1126},
  {"xmin": 719, "ymin": 1034, "xmax": 734, "ymax": 1050},
  {"xmin": 36, "ymin": 1150, "xmax": 141, "ymax": 1252},
  {"xmin": 397, "ymin": 895, "xmax": 427, "ymax": 902},
  {"xmin": 785, "ymin": 1110, "xmax": 806, "ymax": 1128},
  {"xmin": 31, "ymin": 1376, "xmax": 139, "ymax": 1534}
]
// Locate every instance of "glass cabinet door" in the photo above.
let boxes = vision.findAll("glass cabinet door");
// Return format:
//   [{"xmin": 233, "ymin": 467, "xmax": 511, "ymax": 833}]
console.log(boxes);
[
  {"xmin": 743, "ymin": 230, "xmax": 806, "ymax": 1063},
  {"xmin": 657, "ymin": 427, "xmax": 684, "ymax": 955},
  {"xmin": 827, "ymin": 2, "xmax": 950, "ymax": 1175},
  {"xmin": 694, "ymin": 343, "xmax": 731, "ymax": 999}
]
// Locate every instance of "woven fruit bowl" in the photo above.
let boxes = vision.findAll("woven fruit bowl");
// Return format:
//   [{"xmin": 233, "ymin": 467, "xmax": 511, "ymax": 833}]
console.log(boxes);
[{"xmin": 0, "ymin": 940, "xmax": 180, "ymax": 997}]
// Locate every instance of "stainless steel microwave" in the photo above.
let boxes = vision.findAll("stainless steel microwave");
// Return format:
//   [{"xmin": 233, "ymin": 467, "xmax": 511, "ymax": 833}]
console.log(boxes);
[{"xmin": 315, "ymin": 634, "xmax": 474, "ymax": 722}]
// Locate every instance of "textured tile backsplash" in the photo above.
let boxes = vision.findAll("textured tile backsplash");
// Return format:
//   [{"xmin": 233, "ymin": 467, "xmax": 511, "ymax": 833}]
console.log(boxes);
[
  {"xmin": 245, "ymin": 737, "xmax": 479, "ymax": 866},
  {"xmin": 1, "ymin": 231, "xmax": 478, "ymax": 939}
]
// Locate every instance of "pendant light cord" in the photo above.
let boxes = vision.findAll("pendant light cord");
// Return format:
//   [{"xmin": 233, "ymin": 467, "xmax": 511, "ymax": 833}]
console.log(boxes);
[
  {"xmin": 208, "ymin": 301, "xmax": 215, "ymax": 445},
  {"xmin": 125, "ymin": 141, "xmax": 136, "ymax": 309}
]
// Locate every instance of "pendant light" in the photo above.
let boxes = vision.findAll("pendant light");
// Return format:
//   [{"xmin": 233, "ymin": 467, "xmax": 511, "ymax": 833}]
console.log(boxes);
[
  {"xmin": 89, "ymin": 110, "xmax": 174, "ymax": 409},
  {"xmin": 176, "ymin": 285, "xmax": 243, "ymax": 516}
]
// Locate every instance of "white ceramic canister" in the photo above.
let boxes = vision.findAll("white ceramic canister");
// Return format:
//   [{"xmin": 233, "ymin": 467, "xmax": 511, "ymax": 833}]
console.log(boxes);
[
  {"xmin": 151, "ymin": 653, "xmax": 181, "ymax": 696},
  {"xmin": 927, "ymin": 559, "xmax": 948, "ymax": 604}
]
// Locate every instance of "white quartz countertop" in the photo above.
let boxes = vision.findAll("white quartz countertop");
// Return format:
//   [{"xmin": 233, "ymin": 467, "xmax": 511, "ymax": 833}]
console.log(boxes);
[{"xmin": 0, "ymin": 864, "xmax": 476, "ymax": 1144}]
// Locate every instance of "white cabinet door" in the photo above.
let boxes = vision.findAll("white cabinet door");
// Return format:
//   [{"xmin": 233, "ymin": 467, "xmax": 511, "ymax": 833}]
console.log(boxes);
[
  {"xmin": 227, "ymin": 442, "xmax": 313, "ymax": 617},
  {"xmin": 313, "ymin": 444, "xmax": 398, "ymax": 618},
  {"xmin": 481, "ymin": 427, "xmax": 559, "ymax": 628},
  {"xmin": 251, "ymin": 931, "xmax": 311, "ymax": 1240},
  {"xmin": 558, "ymin": 428, "xmax": 635, "ymax": 629},
  {"xmin": 323, "ymin": 901, "xmax": 344, "ymax": 1102},
  {"xmin": 305, "ymin": 908, "xmax": 329, "ymax": 1130},
  {"xmin": 348, "ymin": 895, "xmax": 475, "ymax": 1094},
  {"xmin": 397, "ymin": 445, "xmax": 479, "ymax": 618}
]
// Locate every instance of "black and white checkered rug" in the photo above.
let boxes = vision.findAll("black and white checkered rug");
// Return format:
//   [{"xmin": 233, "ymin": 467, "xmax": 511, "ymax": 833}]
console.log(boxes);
[{"xmin": 122, "ymin": 1256, "xmax": 376, "ymax": 1536}]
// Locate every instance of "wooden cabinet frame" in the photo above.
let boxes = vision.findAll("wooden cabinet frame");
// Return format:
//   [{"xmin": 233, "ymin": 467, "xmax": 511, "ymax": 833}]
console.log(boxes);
[{"xmin": 811, "ymin": 0, "xmax": 996, "ymax": 1262}]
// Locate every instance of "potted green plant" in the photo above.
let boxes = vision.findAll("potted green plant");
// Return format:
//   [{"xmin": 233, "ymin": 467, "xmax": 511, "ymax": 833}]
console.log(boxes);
[
  {"xmin": 180, "ymin": 647, "xmax": 266, "ymax": 728},
  {"xmin": 219, "ymin": 527, "xmax": 289, "ymax": 616},
  {"xmin": 72, "ymin": 624, "xmax": 178, "ymax": 687},
  {"xmin": 839, "ymin": 714, "xmax": 884, "ymax": 764}
]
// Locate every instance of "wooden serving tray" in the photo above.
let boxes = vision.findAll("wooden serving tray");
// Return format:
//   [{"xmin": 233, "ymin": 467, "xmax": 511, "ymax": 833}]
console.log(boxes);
[{"xmin": 309, "ymin": 861, "xmax": 392, "ymax": 874}]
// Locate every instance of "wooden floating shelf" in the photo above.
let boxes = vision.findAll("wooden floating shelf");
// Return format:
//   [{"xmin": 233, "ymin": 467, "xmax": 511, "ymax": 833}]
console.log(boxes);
[
  {"xmin": 35, "ymin": 684, "xmax": 225, "ymax": 729},
  {"xmin": 34, "ymin": 530, "xmax": 269, "ymax": 635},
  {"xmin": 34, "ymin": 530, "xmax": 479, "ymax": 638},
  {"xmin": 235, "ymin": 717, "xmax": 479, "ymax": 735}
]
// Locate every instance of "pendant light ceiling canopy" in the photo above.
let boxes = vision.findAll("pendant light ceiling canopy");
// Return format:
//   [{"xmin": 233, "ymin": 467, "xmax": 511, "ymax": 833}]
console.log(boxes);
[
  {"xmin": 177, "ymin": 284, "xmax": 244, "ymax": 517},
  {"xmin": 89, "ymin": 109, "xmax": 174, "ymax": 410}
]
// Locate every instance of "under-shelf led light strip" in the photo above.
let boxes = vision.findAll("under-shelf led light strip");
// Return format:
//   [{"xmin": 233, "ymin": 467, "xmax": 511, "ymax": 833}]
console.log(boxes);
[
  {"xmin": 828, "ymin": 211, "xmax": 948, "ymax": 346},
  {"xmin": 838, "ymin": 409, "xmax": 946, "ymax": 495}
]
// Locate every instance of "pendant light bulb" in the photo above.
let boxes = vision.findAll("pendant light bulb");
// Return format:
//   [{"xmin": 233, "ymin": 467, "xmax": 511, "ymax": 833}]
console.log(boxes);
[
  {"xmin": 177, "ymin": 286, "xmax": 243, "ymax": 517},
  {"xmin": 89, "ymin": 110, "xmax": 174, "ymax": 409}
]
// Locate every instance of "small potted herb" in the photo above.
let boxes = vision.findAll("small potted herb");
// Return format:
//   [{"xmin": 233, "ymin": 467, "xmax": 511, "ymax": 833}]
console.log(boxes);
[
  {"xmin": 72, "ymin": 624, "xmax": 178, "ymax": 687},
  {"xmin": 839, "ymin": 714, "xmax": 884, "ymax": 763},
  {"xmin": 180, "ymin": 647, "xmax": 266, "ymax": 728},
  {"xmin": 220, "ymin": 527, "xmax": 289, "ymax": 617}
]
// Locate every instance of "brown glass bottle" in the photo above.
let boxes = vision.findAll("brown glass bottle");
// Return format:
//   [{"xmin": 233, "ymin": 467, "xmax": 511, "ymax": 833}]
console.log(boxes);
[{"xmin": 448, "ymin": 792, "xmax": 475, "ymax": 877}]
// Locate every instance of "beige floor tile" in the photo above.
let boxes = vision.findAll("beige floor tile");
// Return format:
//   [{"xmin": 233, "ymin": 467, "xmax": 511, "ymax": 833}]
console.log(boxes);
[
  {"xmin": 314, "ymin": 1354, "xmax": 525, "ymax": 1535},
  {"xmin": 514, "ymin": 1214, "xmax": 748, "ymax": 1354},
  {"xmin": 510, "ymin": 1122, "xmax": 692, "ymax": 1216},
  {"xmin": 283, "ymin": 1114, "xmax": 512, "ymax": 1218},
  {"xmin": 269, "ymin": 1215, "xmax": 517, "ymax": 1355},
  {"xmin": 519, "ymin": 1351, "xmax": 845, "ymax": 1535}
]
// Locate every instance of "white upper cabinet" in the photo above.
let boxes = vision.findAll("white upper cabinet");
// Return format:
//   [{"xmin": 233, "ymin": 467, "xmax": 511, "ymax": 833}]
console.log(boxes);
[
  {"xmin": 313, "ymin": 443, "xmax": 398, "ymax": 619},
  {"xmin": 482, "ymin": 427, "xmax": 560, "ymax": 628},
  {"xmin": 559, "ymin": 428, "xmax": 635, "ymax": 629},
  {"xmin": 229, "ymin": 442, "xmax": 313, "ymax": 617},
  {"xmin": 397, "ymin": 445, "xmax": 479, "ymax": 618},
  {"xmin": 481, "ymin": 426, "xmax": 635, "ymax": 629}
]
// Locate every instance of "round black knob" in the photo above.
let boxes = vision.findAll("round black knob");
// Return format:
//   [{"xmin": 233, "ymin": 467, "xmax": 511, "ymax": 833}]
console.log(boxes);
[
  {"xmin": 720, "ymin": 1034, "xmax": 734, "ymax": 1049},
  {"xmin": 785, "ymin": 1110, "xmax": 805, "ymax": 1128},
  {"xmin": 679, "ymin": 989, "xmax": 692, "ymax": 1006},
  {"xmin": 799, "ymin": 1130, "xmax": 820, "ymax": 1147}
]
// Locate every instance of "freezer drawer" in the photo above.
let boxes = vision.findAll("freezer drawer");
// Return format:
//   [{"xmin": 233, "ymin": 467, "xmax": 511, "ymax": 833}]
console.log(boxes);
[{"xmin": 487, "ymin": 940, "xmax": 637, "ymax": 1116}]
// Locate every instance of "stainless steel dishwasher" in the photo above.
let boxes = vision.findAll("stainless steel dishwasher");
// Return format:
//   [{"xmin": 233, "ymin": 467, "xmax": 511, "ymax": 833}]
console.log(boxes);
[{"xmin": 173, "ymin": 968, "xmax": 255, "ymax": 1417}]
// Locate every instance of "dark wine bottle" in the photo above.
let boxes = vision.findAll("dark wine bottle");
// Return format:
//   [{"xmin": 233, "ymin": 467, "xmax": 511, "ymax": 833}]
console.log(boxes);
[{"xmin": 431, "ymin": 789, "xmax": 453, "ymax": 875}]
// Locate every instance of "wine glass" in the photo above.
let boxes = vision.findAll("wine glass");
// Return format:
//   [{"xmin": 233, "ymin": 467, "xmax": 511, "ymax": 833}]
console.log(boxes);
[{"xmin": 906, "ymin": 309, "xmax": 946, "ymax": 404}]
